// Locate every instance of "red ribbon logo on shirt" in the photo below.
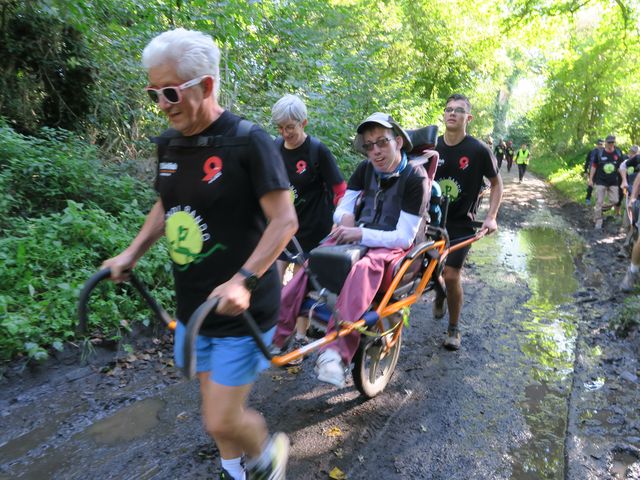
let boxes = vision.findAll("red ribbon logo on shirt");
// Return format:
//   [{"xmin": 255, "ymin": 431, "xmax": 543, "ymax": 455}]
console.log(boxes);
[
  {"xmin": 296, "ymin": 160, "xmax": 307, "ymax": 174},
  {"xmin": 202, "ymin": 156, "xmax": 223, "ymax": 183},
  {"xmin": 459, "ymin": 156, "xmax": 470, "ymax": 170}
]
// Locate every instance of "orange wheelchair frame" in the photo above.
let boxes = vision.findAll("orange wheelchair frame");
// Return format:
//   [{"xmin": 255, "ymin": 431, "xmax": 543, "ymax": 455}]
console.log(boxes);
[{"xmin": 78, "ymin": 224, "xmax": 486, "ymax": 398}]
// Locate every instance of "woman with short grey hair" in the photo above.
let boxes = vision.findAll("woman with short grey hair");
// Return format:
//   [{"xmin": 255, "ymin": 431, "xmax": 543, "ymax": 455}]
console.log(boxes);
[{"xmin": 271, "ymin": 94, "xmax": 346, "ymax": 354}]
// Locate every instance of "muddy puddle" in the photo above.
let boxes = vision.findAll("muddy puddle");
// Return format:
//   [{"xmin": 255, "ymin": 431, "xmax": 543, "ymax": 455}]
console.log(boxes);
[
  {"xmin": 81, "ymin": 397, "xmax": 164, "ymax": 444},
  {"xmin": 469, "ymin": 211, "xmax": 584, "ymax": 479}
]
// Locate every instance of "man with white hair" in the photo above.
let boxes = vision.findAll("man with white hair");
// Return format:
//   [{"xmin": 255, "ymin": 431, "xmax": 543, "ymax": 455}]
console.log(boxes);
[{"xmin": 102, "ymin": 28, "xmax": 297, "ymax": 480}]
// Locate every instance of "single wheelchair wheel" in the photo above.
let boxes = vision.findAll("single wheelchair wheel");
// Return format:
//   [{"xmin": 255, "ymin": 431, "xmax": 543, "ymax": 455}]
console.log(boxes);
[{"xmin": 353, "ymin": 327, "xmax": 403, "ymax": 398}]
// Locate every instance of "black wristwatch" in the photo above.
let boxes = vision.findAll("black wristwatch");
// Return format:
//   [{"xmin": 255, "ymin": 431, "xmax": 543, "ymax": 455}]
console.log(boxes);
[{"xmin": 238, "ymin": 267, "xmax": 259, "ymax": 292}]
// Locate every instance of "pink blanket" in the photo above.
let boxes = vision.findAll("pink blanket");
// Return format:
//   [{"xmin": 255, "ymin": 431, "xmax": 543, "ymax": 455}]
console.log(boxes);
[{"xmin": 274, "ymin": 246, "xmax": 405, "ymax": 363}]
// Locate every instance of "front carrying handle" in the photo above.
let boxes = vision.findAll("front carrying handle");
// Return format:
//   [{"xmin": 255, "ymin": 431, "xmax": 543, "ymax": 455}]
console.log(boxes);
[
  {"xmin": 182, "ymin": 297, "xmax": 273, "ymax": 380},
  {"xmin": 77, "ymin": 267, "xmax": 175, "ymax": 335}
]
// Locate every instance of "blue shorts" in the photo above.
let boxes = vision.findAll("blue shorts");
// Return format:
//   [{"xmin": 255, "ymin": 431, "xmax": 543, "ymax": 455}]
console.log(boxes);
[{"xmin": 173, "ymin": 321, "xmax": 275, "ymax": 387}]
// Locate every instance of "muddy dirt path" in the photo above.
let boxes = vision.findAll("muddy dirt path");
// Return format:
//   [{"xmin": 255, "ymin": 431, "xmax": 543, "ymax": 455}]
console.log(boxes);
[{"xmin": 1, "ymin": 167, "xmax": 639, "ymax": 480}]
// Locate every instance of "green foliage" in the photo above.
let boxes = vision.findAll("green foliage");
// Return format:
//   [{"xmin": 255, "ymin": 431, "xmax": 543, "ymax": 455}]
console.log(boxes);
[
  {"xmin": 529, "ymin": 150, "xmax": 589, "ymax": 203},
  {"xmin": 0, "ymin": 124, "xmax": 173, "ymax": 362},
  {"xmin": 0, "ymin": 199, "xmax": 174, "ymax": 363},
  {"xmin": 0, "ymin": 122, "xmax": 154, "ymax": 228},
  {"xmin": 611, "ymin": 295, "xmax": 640, "ymax": 336},
  {"xmin": 506, "ymin": 0, "xmax": 640, "ymax": 155},
  {"xmin": 0, "ymin": 3, "xmax": 94, "ymax": 134}
]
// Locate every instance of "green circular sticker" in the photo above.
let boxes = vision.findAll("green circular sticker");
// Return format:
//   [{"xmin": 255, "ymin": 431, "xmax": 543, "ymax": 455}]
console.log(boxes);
[
  {"xmin": 439, "ymin": 179, "xmax": 460, "ymax": 200},
  {"xmin": 165, "ymin": 211, "xmax": 203, "ymax": 265},
  {"xmin": 603, "ymin": 163, "xmax": 615, "ymax": 174}
]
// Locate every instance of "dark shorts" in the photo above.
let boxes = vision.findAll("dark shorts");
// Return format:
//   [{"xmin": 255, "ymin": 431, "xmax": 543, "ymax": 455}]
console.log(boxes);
[{"xmin": 445, "ymin": 223, "xmax": 476, "ymax": 269}]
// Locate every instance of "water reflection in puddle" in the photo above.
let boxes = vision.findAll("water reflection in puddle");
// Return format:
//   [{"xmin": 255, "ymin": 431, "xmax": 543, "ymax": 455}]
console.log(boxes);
[
  {"xmin": 470, "ymin": 219, "xmax": 584, "ymax": 479},
  {"xmin": 81, "ymin": 397, "xmax": 164, "ymax": 445}
]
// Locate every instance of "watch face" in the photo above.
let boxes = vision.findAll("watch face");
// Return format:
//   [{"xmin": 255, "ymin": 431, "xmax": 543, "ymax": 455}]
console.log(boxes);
[
  {"xmin": 244, "ymin": 275, "xmax": 259, "ymax": 291},
  {"xmin": 239, "ymin": 267, "xmax": 259, "ymax": 291}
]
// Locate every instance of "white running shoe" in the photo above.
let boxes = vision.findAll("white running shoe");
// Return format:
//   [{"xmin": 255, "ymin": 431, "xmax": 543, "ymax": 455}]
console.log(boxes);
[{"xmin": 314, "ymin": 349, "xmax": 347, "ymax": 388}]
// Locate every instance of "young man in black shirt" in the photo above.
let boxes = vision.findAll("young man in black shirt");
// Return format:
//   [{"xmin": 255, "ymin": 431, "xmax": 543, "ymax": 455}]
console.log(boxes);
[
  {"xmin": 102, "ymin": 28, "xmax": 297, "ymax": 480},
  {"xmin": 619, "ymin": 145, "xmax": 640, "ymax": 194},
  {"xmin": 621, "ymin": 169, "xmax": 640, "ymax": 292},
  {"xmin": 434, "ymin": 94, "xmax": 503, "ymax": 350}
]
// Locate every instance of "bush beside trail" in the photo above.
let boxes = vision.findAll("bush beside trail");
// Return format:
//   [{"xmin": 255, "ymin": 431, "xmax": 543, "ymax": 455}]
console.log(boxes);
[{"xmin": 0, "ymin": 123, "xmax": 173, "ymax": 363}]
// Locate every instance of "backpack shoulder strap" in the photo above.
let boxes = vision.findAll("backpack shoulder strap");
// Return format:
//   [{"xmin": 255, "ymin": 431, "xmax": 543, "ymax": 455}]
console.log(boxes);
[
  {"xmin": 308, "ymin": 135, "xmax": 321, "ymax": 170},
  {"xmin": 150, "ymin": 128, "xmax": 181, "ymax": 160},
  {"xmin": 236, "ymin": 118, "xmax": 254, "ymax": 138},
  {"xmin": 154, "ymin": 119, "xmax": 256, "ymax": 149}
]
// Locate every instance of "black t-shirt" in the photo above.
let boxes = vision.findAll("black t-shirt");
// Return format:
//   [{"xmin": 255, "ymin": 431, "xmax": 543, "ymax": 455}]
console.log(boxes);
[
  {"xmin": 154, "ymin": 110, "xmax": 290, "ymax": 337},
  {"xmin": 593, "ymin": 148, "xmax": 622, "ymax": 186},
  {"xmin": 347, "ymin": 160, "xmax": 428, "ymax": 217},
  {"xmin": 435, "ymin": 135, "xmax": 498, "ymax": 224},
  {"xmin": 584, "ymin": 148, "xmax": 600, "ymax": 174},
  {"xmin": 624, "ymin": 155, "xmax": 640, "ymax": 175},
  {"xmin": 627, "ymin": 155, "xmax": 640, "ymax": 182},
  {"xmin": 494, "ymin": 145, "xmax": 505, "ymax": 160},
  {"xmin": 279, "ymin": 136, "xmax": 344, "ymax": 252},
  {"xmin": 505, "ymin": 146, "xmax": 515, "ymax": 160}
]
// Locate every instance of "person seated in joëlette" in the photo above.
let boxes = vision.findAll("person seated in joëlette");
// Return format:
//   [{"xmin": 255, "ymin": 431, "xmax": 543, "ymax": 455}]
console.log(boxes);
[{"xmin": 272, "ymin": 112, "xmax": 432, "ymax": 388}]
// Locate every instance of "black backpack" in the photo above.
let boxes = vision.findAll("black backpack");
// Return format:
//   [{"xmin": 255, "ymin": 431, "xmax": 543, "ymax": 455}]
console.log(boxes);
[{"xmin": 151, "ymin": 118, "xmax": 255, "ymax": 158}]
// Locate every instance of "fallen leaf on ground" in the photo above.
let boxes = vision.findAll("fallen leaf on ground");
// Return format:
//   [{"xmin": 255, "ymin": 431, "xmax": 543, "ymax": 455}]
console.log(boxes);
[
  {"xmin": 272, "ymin": 375, "xmax": 284, "ymax": 381},
  {"xmin": 323, "ymin": 426, "xmax": 343, "ymax": 437},
  {"xmin": 334, "ymin": 447, "xmax": 344, "ymax": 458},
  {"xmin": 287, "ymin": 366, "xmax": 302, "ymax": 374},
  {"xmin": 329, "ymin": 467, "xmax": 347, "ymax": 479}
]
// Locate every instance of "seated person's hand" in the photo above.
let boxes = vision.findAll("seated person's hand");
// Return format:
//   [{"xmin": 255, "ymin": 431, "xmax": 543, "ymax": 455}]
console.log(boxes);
[
  {"xmin": 336, "ymin": 213, "xmax": 356, "ymax": 227},
  {"xmin": 331, "ymin": 225, "xmax": 362, "ymax": 244},
  {"xmin": 209, "ymin": 277, "xmax": 251, "ymax": 317}
]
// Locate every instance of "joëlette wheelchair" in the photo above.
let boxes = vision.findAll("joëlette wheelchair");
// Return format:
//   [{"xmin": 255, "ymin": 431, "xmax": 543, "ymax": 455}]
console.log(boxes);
[
  {"xmin": 77, "ymin": 126, "xmax": 486, "ymax": 398},
  {"xmin": 77, "ymin": 220, "xmax": 484, "ymax": 398}
]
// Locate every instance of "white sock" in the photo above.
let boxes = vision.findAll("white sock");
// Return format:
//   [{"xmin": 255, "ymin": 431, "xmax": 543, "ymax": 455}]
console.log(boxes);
[
  {"xmin": 221, "ymin": 457, "xmax": 245, "ymax": 480},
  {"xmin": 630, "ymin": 264, "xmax": 639, "ymax": 273},
  {"xmin": 295, "ymin": 333, "xmax": 307, "ymax": 340}
]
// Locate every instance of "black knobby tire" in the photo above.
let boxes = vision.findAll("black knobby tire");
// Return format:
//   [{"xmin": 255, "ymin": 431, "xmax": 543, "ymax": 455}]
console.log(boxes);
[{"xmin": 352, "ymin": 329, "xmax": 402, "ymax": 398}]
